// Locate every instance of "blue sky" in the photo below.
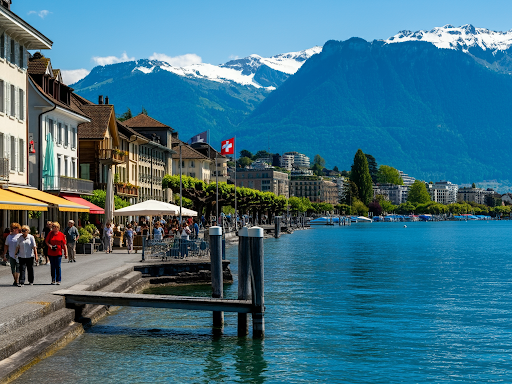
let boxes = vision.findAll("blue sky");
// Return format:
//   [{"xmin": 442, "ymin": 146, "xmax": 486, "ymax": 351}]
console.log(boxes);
[{"xmin": 16, "ymin": 0, "xmax": 512, "ymax": 84}]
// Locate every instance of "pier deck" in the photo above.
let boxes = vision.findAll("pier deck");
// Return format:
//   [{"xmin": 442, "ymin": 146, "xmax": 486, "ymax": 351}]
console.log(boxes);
[{"xmin": 53, "ymin": 289, "xmax": 254, "ymax": 313}]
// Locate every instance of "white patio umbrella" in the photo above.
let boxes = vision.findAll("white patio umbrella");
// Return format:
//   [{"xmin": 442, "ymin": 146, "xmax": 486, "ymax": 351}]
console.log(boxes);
[
  {"xmin": 166, "ymin": 203, "xmax": 198, "ymax": 217},
  {"xmin": 113, "ymin": 200, "xmax": 180, "ymax": 216}
]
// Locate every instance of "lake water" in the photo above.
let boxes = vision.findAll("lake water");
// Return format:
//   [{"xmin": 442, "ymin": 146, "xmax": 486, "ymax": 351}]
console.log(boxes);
[{"xmin": 13, "ymin": 221, "xmax": 512, "ymax": 383}]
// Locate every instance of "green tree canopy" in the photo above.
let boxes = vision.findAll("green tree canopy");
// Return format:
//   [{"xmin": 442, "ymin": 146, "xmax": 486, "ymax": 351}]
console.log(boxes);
[
  {"xmin": 240, "ymin": 149, "xmax": 253, "ymax": 159},
  {"xmin": 313, "ymin": 154, "xmax": 326, "ymax": 168},
  {"xmin": 84, "ymin": 190, "xmax": 130, "ymax": 211},
  {"xmin": 252, "ymin": 150, "xmax": 272, "ymax": 160},
  {"xmin": 117, "ymin": 108, "xmax": 133, "ymax": 122},
  {"xmin": 350, "ymin": 149, "xmax": 373, "ymax": 206},
  {"xmin": 333, "ymin": 166, "xmax": 339, "ymax": 172},
  {"xmin": 365, "ymin": 153, "xmax": 378, "ymax": 184},
  {"xmin": 237, "ymin": 156, "xmax": 253, "ymax": 168},
  {"xmin": 377, "ymin": 165, "xmax": 404, "ymax": 185},
  {"xmin": 407, "ymin": 180, "xmax": 431, "ymax": 205}
]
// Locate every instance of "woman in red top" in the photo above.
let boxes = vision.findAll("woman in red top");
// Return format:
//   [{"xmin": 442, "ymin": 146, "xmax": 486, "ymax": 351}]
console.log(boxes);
[{"xmin": 45, "ymin": 222, "xmax": 67, "ymax": 285}]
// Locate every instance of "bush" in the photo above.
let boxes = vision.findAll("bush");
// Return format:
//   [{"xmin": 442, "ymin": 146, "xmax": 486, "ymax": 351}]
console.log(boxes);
[
  {"xmin": 84, "ymin": 224, "xmax": 99, "ymax": 237},
  {"xmin": 78, "ymin": 228, "xmax": 93, "ymax": 244}
]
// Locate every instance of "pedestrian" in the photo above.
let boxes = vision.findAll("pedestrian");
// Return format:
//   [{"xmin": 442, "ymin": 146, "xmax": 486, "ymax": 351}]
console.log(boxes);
[
  {"xmin": 2, "ymin": 223, "xmax": 22, "ymax": 286},
  {"xmin": 16, "ymin": 225, "xmax": 38, "ymax": 286},
  {"xmin": 180, "ymin": 222, "xmax": 191, "ymax": 240},
  {"xmin": 45, "ymin": 222, "xmax": 68, "ymax": 285},
  {"xmin": 42, "ymin": 220, "xmax": 52, "ymax": 265},
  {"xmin": 64, "ymin": 220, "xmax": 79, "ymax": 262},
  {"xmin": 125, "ymin": 224, "xmax": 134, "ymax": 254},
  {"xmin": 193, "ymin": 219, "xmax": 199, "ymax": 239},
  {"xmin": 103, "ymin": 222, "xmax": 113, "ymax": 253},
  {"xmin": 153, "ymin": 222, "xmax": 164, "ymax": 240}
]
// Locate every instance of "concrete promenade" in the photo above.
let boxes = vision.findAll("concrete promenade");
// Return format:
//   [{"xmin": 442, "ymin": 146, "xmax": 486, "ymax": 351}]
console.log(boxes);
[{"xmin": 0, "ymin": 249, "xmax": 141, "ymax": 310}]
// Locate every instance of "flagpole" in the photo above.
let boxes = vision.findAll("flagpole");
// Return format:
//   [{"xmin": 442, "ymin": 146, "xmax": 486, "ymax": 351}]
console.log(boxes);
[
  {"xmin": 216, "ymin": 151, "xmax": 219, "ymax": 220},
  {"xmin": 179, "ymin": 144, "xmax": 182, "ymax": 224}
]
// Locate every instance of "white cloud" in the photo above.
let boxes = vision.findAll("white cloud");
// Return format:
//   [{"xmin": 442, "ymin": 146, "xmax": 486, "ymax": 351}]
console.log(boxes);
[
  {"xmin": 229, "ymin": 55, "xmax": 240, "ymax": 60},
  {"xmin": 148, "ymin": 53, "xmax": 202, "ymax": 67},
  {"xmin": 61, "ymin": 69, "xmax": 90, "ymax": 85},
  {"xmin": 28, "ymin": 10, "xmax": 51, "ymax": 19},
  {"xmin": 92, "ymin": 52, "xmax": 135, "ymax": 66}
]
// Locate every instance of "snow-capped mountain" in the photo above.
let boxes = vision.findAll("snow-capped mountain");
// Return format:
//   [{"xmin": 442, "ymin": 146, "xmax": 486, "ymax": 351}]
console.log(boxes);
[
  {"xmin": 131, "ymin": 47, "xmax": 322, "ymax": 89},
  {"xmin": 385, "ymin": 24, "xmax": 512, "ymax": 53}
]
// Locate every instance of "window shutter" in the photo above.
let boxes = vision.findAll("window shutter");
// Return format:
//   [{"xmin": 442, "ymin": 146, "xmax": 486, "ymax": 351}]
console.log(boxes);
[
  {"xmin": 18, "ymin": 138, "xmax": 24, "ymax": 172},
  {"xmin": 14, "ymin": 40, "xmax": 18, "ymax": 66},
  {"xmin": 0, "ymin": 80, "xmax": 3, "ymax": 113},
  {"xmin": 14, "ymin": 86, "xmax": 18, "ymax": 119},
  {"xmin": 14, "ymin": 137, "xmax": 18, "ymax": 172},
  {"xmin": 5, "ymin": 82, "xmax": 9, "ymax": 116}
]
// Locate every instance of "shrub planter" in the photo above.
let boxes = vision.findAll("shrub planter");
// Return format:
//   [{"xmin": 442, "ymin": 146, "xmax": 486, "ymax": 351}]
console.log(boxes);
[{"xmin": 77, "ymin": 242, "xmax": 93, "ymax": 254}]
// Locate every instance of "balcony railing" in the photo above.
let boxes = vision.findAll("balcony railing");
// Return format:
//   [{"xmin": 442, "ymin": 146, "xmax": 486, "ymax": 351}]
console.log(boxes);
[
  {"xmin": 99, "ymin": 149, "xmax": 127, "ymax": 165},
  {"xmin": 42, "ymin": 176, "xmax": 94, "ymax": 194}
]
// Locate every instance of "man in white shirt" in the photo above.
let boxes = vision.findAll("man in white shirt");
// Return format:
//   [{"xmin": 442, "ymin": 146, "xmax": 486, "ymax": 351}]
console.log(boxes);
[{"xmin": 16, "ymin": 225, "xmax": 38, "ymax": 286}]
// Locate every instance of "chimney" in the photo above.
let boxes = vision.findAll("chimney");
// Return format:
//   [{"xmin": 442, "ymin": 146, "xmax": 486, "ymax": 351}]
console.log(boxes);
[
  {"xmin": 98, "ymin": 95, "xmax": 103, "ymax": 105},
  {"xmin": 105, "ymin": 96, "xmax": 109, "ymax": 105},
  {"xmin": 1, "ymin": 1, "xmax": 11, "ymax": 10}
]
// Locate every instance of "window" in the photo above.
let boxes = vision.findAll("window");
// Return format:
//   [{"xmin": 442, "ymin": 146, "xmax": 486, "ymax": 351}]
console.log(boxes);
[
  {"xmin": 0, "ymin": 34, "xmax": 4, "ymax": 59},
  {"xmin": 57, "ymin": 122, "xmax": 62, "ymax": 144},
  {"xmin": 71, "ymin": 127, "xmax": 77, "ymax": 148},
  {"xmin": 190, "ymin": 160, "xmax": 195, "ymax": 167},
  {"xmin": 10, "ymin": 38, "xmax": 14, "ymax": 64},
  {"xmin": 10, "ymin": 85, "xmax": 15, "ymax": 117},
  {"xmin": 181, "ymin": 160, "xmax": 185, "ymax": 168},
  {"xmin": 64, "ymin": 124, "xmax": 69, "ymax": 147},
  {"xmin": 48, "ymin": 119, "xmax": 54, "ymax": 139},
  {"xmin": 0, "ymin": 80, "xmax": 4, "ymax": 113},
  {"xmin": 10, "ymin": 136, "xmax": 15, "ymax": 171},
  {"xmin": 57, "ymin": 155, "xmax": 61, "ymax": 176},
  {"xmin": 72, "ymin": 159, "xmax": 76, "ymax": 178},
  {"xmin": 64, "ymin": 156, "xmax": 69, "ymax": 176},
  {"xmin": 80, "ymin": 164, "xmax": 90, "ymax": 180},
  {"xmin": 0, "ymin": 133, "xmax": 3, "ymax": 158},
  {"xmin": 18, "ymin": 89, "xmax": 24, "ymax": 120},
  {"xmin": 18, "ymin": 139, "xmax": 24, "ymax": 172},
  {"xmin": 189, "ymin": 172, "xmax": 195, "ymax": 178},
  {"xmin": 18, "ymin": 45, "xmax": 23, "ymax": 68}
]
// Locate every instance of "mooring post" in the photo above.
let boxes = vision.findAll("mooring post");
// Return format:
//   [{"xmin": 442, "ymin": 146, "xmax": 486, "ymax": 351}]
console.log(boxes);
[
  {"xmin": 210, "ymin": 226, "xmax": 224, "ymax": 331},
  {"xmin": 274, "ymin": 216, "xmax": 281, "ymax": 238},
  {"xmin": 248, "ymin": 226, "xmax": 264, "ymax": 339},
  {"xmin": 238, "ymin": 226, "xmax": 251, "ymax": 337}
]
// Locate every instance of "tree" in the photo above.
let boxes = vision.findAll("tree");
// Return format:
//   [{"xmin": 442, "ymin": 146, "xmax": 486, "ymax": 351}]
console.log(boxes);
[
  {"xmin": 376, "ymin": 165, "xmax": 403, "ymax": 185},
  {"xmin": 118, "ymin": 108, "xmax": 133, "ymax": 122},
  {"xmin": 311, "ymin": 163, "xmax": 324, "ymax": 176},
  {"xmin": 368, "ymin": 200, "xmax": 382, "ymax": 216},
  {"xmin": 240, "ymin": 149, "xmax": 253, "ymax": 159},
  {"xmin": 252, "ymin": 150, "xmax": 272, "ymax": 160},
  {"xmin": 407, "ymin": 180, "xmax": 431, "ymax": 205},
  {"xmin": 341, "ymin": 180, "xmax": 358, "ymax": 205},
  {"xmin": 350, "ymin": 149, "xmax": 373, "ymax": 206},
  {"xmin": 352, "ymin": 199, "xmax": 369, "ymax": 216},
  {"xmin": 237, "ymin": 156, "xmax": 253, "ymax": 168},
  {"xmin": 141, "ymin": 106, "xmax": 148, "ymax": 115},
  {"xmin": 313, "ymin": 154, "xmax": 326, "ymax": 168},
  {"xmin": 365, "ymin": 153, "xmax": 378, "ymax": 184},
  {"xmin": 84, "ymin": 190, "xmax": 130, "ymax": 211},
  {"xmin": 333, "ymin": 166, "xmax": 339, "ymax": 172},
  {"xmin": 472, "ymin": 183, "xmax": 476, "ymax": 188}
]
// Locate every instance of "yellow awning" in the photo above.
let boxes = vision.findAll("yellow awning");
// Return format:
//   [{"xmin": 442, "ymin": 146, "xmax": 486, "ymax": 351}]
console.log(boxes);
[
  {"xmin": 8, "ymin": 187, "xmax": 89, "ymax": 213},
  {"xmin": 0, "ymin": 189, "xmax": 48, "ymax": 211}
]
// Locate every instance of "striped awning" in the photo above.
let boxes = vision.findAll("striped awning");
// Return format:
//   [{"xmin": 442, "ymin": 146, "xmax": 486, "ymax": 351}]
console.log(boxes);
[{"xmin": 0, "ymin": 188, "xmax": 48, "ymax": 211}]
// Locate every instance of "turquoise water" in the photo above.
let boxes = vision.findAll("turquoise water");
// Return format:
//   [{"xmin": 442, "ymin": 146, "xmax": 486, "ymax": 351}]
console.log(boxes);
[{"xmin": 13, "ymin": 221, "xmax": 512, "ymax": 383}]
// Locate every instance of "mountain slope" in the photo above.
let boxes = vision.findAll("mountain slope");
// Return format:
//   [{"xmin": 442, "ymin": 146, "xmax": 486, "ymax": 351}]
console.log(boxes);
[{"xmin": 235, "ymin": 37, "xmax": 512, "ymax": 183}]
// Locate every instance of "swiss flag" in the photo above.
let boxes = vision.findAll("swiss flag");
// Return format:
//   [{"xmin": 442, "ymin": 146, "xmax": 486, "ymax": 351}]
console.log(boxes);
[{"xmin": 221, "ymin": 137, "xmax": 235, "ymax": 155}]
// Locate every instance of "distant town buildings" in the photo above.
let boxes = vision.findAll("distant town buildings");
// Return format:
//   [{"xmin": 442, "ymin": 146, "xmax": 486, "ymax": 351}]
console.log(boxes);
[
  {"xmin": 233, "ymin": 168, "xmax": 289, "ymax": 197},
  {"xmin": 289, "ymin": 175, "xmax": 337, "ymax": 205},
  {"xmin": 281, "ymin": 151, "xmax": 310, "ymax": 170},
  {"xmin": 427, "ymin": 181, "xmax": 459, "ymax": 205}
]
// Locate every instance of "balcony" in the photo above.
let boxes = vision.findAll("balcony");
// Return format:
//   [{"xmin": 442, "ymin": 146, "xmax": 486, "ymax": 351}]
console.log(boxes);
[
  {"xmin": 115, "ymin": 183, "xmax": 139, "ymax": 197},
  {"xmin": 42, "ymin": 176, "xmax": 94, "ymax": 195},
  {"xmin": 99, "ymin": 149, "xmax": 127, "ymax": 165}
]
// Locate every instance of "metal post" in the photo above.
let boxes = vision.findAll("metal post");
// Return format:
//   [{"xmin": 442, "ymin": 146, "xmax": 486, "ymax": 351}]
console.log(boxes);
[
  {"xmin": 249, "ymin": 226, "xmax": 264, "ymax": 338},
  {"xmin": 179, "ymin": 145, "xmax": 182, "ymax": 224},
  {"xmin": 237, "ymin": 226, "xmax": 251, "ymax": 336},
  {"xmin": 274, "ymin": 216, "xmax": 280, "ymax": 238},
  {"xmin": 209, "ymin": 226, "xmax": 223, "ymax": 332}
]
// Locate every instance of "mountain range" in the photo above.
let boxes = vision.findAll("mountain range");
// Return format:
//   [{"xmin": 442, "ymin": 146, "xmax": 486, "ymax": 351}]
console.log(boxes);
[{"xmin": 72, "ymin": 25, "xmax": 512, "ymax": 187}]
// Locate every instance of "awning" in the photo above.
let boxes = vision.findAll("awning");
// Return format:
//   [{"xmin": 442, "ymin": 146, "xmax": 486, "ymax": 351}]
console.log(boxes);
[
  {"xmin": 8, "ymin": 187, "xmax": 89, "ymax": 213},
  {"xmin": 0, "ymin": 189, "xmax": 48, "ymax": 211},
  {"xmin": 60, "ymin": 194, "xmax": 105, "ymax": 215}
]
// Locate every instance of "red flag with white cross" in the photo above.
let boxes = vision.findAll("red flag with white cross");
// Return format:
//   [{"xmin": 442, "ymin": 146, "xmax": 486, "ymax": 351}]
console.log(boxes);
[{"xmin": 221, "ymin": 137, "xmax": 235, "ymax": 155}]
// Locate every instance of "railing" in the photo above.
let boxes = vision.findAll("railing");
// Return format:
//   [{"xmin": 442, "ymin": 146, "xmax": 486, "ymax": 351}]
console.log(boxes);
[
  {"xmin": 143, "ymin": 237, "xmax": 209, "ymax": 260},
  {"xmin": 98, "ymin": 149, "xmax": 127, "ymax": 164},
  {"xmin": 0, "ymin": 158, "xmax": 8, "ymax": 181},
  {"xmin": 115, "ymin": 183, "xmax": 138, "ymax": 196},
  {"xmin": 43, "ymin": 176, "xmax": 94, "ymax": 194}
]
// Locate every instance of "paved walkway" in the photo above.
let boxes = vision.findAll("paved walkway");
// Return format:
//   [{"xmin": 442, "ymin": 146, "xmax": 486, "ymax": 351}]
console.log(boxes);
[{"xmin": 0, "ymin": 249, "xmax": 142, "ymax": 310}]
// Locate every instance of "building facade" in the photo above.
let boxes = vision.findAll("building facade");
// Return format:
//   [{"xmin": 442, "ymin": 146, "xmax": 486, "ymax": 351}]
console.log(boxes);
[
  {"xmin": 374, "ymin": 184, "xmax": 409, "ymax": 205},
  {"xmin": 290, "ymin": 176, "xmax": 338, "ymax": 204},
  {"xmin": 281, "ymin": 151, "xmax": 310, "ymax": 170},
  {"xmin": 427, "ymin": 181, "xmax": 458, "ymax": 205},
  {"xmin": 234, "ymin": 168, "xmax": 289, "ymax": 197}
]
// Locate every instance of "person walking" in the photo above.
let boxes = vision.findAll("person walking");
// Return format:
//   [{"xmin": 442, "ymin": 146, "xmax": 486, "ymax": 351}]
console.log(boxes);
[
  {"xmin": 2, "ymin": 223, "xmax": 22, "ymax": 286},
  {"xmin": 64, "ymin": 220, "xmax": 79, "ymax": 262},
  {"xmin": 42, "ymin": 220, "xmax": 52, "ymax": 265},
  {"xmin": 16, "ymin": 225, "xmax": 38, "ymax": 286},
  {"xmin": 125, "ymin": 224, "xmax": 134, "ymax": 254},
  {"xmin": 103, "ymin": 222, "xmax": 113, "ymax": 253},
  {"xmin": 153, "ymin": 222, "xmax": 164, "ymax": 240},
  {"xmin": 193, "ymin": 220, "xmax": 199, "ymax": 240},
  {"xmin": 45, "ymin": 222, "xmax": 67, "ymax": 285}
]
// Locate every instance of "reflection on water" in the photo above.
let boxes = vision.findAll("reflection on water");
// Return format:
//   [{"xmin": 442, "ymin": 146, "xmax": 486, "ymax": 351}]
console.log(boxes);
[{"xmin": 13, "ymin": 221, "xmax": 512, "ymax": 383}]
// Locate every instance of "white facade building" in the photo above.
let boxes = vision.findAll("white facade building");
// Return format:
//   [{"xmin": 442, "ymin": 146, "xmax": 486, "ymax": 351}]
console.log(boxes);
[
  {"xmin": 427, "ymin": 181, "xmax": 459, "ymax": 205},
  {"xmin": 281, "ymin": 151, "xmax": 310, "ymax": 170}
]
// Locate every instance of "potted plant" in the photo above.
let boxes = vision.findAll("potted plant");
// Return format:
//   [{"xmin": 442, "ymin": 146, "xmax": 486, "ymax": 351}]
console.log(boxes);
[{"xmin": 77, "ymin": 227, "xmax": 93, "ymax": 254}]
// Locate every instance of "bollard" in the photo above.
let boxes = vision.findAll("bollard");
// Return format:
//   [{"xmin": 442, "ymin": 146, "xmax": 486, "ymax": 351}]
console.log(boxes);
[
  {"xmin": 274, "ymin": 216, "xmax": 281, "ymax": 238},
  {"xmin": 209, "ymin": 226, "xmax": 224, "ymax": 332},
  {"xmin": 238, "ymin": 227, "xmax": 251, "ymax": 337},
  {"xmin": 248, "ymin": 226, "xmax": 264, "ymax": 339}
]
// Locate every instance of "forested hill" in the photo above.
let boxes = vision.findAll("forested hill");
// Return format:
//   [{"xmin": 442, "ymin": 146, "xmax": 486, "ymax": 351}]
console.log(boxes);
[{"xmin": 235, "ymin": 38, "xmax": 512, "ymax": 184}]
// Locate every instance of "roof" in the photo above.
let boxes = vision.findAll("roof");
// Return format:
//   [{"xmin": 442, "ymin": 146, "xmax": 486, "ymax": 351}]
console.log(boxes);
[
  {"xmin": 116, "ymin": 120, "xmax": 148, "ymax": 143},
  {"xmin": 172, "ymin": 140, "xmax": 210, "ymax": 160},
  {"xmin": 123, "ymin": 113, "xmax": 173, "ymax": 130},
  {"xmin": 77, "ymin": 105, "xmax": 115, "ymax": 139},
  {"xmin": 0, "ymin": 7, "xmax": 52, "ymax": 49},
  {"xmin": 27, "ymin": 56, "xmax": 51, "ymax": 75},
  {"xmin": 28, "ymin": 76, "xmax": 90, "ymax": 120}
]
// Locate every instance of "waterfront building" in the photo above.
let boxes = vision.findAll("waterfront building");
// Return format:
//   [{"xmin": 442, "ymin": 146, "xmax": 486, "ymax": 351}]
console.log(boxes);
[
  {"xmin": 457, "ymin": 186, "xmax": 486, "ymax": 205},
  {"xmin": 427, "ymin": 181, "xmax": 458, "ymax": 205},
  {"xmin": 234, "ymin": 168, "xmax": 289, "ymax": 197},
  {"xmin": 122, "ymin": 113, "xmax": 175, "ymax": 202},
  {"xmin": 281, "ymin": 151, "xmax": 310, "ymax": 170},
  {"xmin": 27, "ymin": 54, "xmax": 92, "ymax": 196},
  {"xmin": 373, "ymin": 184, "xmax": 409, "ymax": 205},
  {"xmin": 172, "ymin": 139, "xmax": 212, "ymax": 184},
  {"xmin": 290, "ymin": 175, "xmax": 337, "ymax": 204},
  {"xmin": 398, "ymin": 170, "xmax": 415, "ymax": 186}
]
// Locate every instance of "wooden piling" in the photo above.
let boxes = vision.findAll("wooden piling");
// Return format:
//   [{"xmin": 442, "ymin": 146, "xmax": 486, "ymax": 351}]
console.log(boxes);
[
  {"xmin": 209, "ymin": 226, "xmax": 224, "ymax": 332},
  {"xmin": 237, "ymin": 226, "xmax": 251, "ymax": 337},
  {"xmin": 249, "ymin": 226, "xmax": 264, "ymax": 339},
  {"xmin": 274, "ymin": 216, "xmax": 281, "ymax": 238}
]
